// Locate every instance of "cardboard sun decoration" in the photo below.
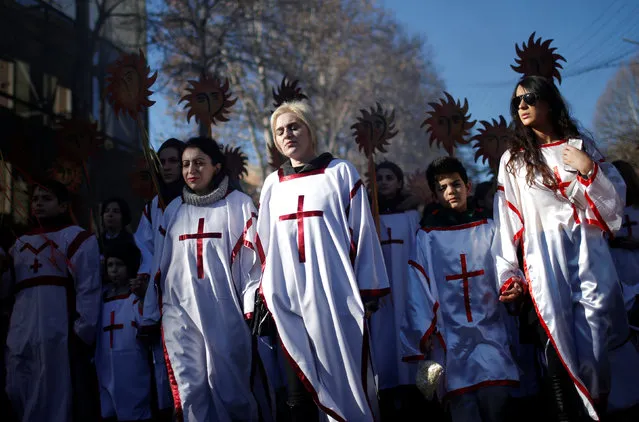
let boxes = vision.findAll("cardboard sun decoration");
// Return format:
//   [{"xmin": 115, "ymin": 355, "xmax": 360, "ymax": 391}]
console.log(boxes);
[
  {"xmin": 512, "ymin": 32, "xmax": 566, "ymax": 84},
  {"xmin": 223, "ymin": 145, "xmax": 249, "ymax": 181},
  {"xmin": 472, "ymin": 115, "xmax": 512, "ymax": 171},
  {"xmin": 351, "ymin": 102, "xmax": 397, "ymax": 158},
  {"xmin": 406, "ymin": 169, "xmax": 433, "ymax": 207},
  {"xmin": 272, "ymin": 76, "xmax": 309, "ymax": 109},
  {"xmin": 421, "ymin": 92, "xmax": 476, "ymax": 157},
  {"xmin": 180, "ymin": 73, "xmax": 237, "ymax": 129},
  {"xmin": 48, "ymin": 158, "xmax": 83, "ymax": 193},
  {"xmin": 53, "ymin": 118, "xmax": 104, "ymax": 163},
  {"xmin": 351, "ymin": 102, "xmax": 398, "ymax": 234},
  {"xmin": 105, "ymin": 49, "xmax": 157, "ymax": 119}
]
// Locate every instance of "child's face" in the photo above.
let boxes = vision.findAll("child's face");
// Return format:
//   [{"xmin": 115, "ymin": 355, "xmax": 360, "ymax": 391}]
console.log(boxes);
[
  {"xmin": 31, "ymin": 186, "xmax": 67, "ymax": 219},
  {"xmin": 106, "ymin": 257, "xmax": 129, "ymax": 284},
  {"xmin": 434, "ymin": 172, "xmax": 471, "ymax": 212}
]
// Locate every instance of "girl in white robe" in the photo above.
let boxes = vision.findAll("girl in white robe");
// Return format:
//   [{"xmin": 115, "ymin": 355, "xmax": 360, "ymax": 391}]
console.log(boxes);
[
  {"xmin": 493, "ymin": 75, "xmax": 627, "ymax": 421},
  {"xmin": 154, "ymin": 137, "xmax": 269, "ymax": 422},
  {"xmin": 368, "ymin": 161, "xmax": 422, "ymax": 420},
  {"xmin": 257, "ymin": 101, "xmax": 390, "ymax": 422}
]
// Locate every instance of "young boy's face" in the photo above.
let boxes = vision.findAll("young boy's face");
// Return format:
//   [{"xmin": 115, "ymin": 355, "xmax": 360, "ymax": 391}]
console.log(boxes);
[
  {"xmin": 31, "ymin": 186, "xmax": 67, "ymax": 219},
  {"xmin": 106, "ymin": 257, "xmax": 129, "ymax": 284},
  {"xmin": 434, "ymin": 172, "xmax": 471, "ymax": 212}
]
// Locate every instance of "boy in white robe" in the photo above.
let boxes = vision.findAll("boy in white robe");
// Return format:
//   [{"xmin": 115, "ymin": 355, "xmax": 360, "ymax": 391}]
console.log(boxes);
[
  {"xmin": 402, "ymin": 157, "xmax": 519, "ymax": 422},
  {"xmin": 4, "ymin": 179, "xmax": 102, "ymax": 422}
]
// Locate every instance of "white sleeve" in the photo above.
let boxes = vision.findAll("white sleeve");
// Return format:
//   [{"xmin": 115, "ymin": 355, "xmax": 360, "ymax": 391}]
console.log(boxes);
[
  {"xmin": 134, "ymin": 201, "xmax": 155, "ymax": 277},
  {"xmin": 492, "ymin": 152, "xmax": 527, "ymax": 294},
  {"xmin": 230, "ymin": 198, "xmax": 261, "ymax": 318},
  {"xmin": 68, "ymin": 231, "xmax": 102, "ymax": 345},
  {"xmin": 344, "ymin": 163, "xmax": 390, "ymax": 298}
]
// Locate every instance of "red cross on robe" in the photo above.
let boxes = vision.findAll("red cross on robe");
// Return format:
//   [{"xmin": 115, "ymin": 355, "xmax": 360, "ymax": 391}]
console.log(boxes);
[
  {"xmin": 445, "ymin": 253, "xmax": 485, "ymax": 322},
  {"xmin": 30, "ymin": 258, "xmax": 42, "ymax": 273},
  {"xmin": 178, "ymin": 218, "xmax": 222, "ymax": 279},
  {"xmin": 380, "ymin": 227, "xmax": 404, "ymax": 246},
  {"xmin": 278, "ymin": 195, "xmax": 324, "ymax": 263},
  {"xmin": 103, "ymin": 310, "xmax": 124, "ymax": 349}
]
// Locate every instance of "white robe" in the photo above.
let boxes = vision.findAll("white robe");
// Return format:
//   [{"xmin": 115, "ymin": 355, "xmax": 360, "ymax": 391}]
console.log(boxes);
[
  {"xmin": 492, "ymin": 139, "xmax": 627, "ymax": 420},
  {"xmin": 257, "ymin": 159, "xmax": 390, "ymax": 422},
  {"xmin": 133, "ymin": 194, "xmax": 173, "ymax": 410},
  {"xmin": 5, "ymin": 225, "xmax": 101, "ymax": 422},
  {"xmin": 95, "ymin": 292, "xmax": 152, "ymax": 420},
  {"xmin": 369, "ymin": 210, "xmax": 420, "ymax": 390},
  {"xmin": 156, "ymin": 189, "xmax": 267, "ymax": 422},
  {"xmin": 401, "ymin": 218, "xmax": 519, "ymax": 399}
]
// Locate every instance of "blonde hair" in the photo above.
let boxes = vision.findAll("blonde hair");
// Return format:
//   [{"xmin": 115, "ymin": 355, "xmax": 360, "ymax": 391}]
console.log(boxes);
[{"xmin": 270, "ymin": 101, "xmax": 318, "ymax": 154}]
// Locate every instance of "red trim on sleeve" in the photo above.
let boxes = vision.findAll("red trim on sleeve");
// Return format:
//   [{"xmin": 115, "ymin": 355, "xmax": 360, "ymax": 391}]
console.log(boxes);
[
  {"xmin": 350, "ymin": 179, "xmax": 363, "ymax": 199},
  {"xmin": 584, "ymin": 191, "xmax": 612, "ymax": 234},
  {"xmin": 409, "ymin": 259, "xmax": 430, "ymax": 285},
  {"xmin": 444, "ymin": 380, "xmax": 520, "ymax": 401},
  {"xmin": 401, "ymin": 354, "xmax": 425, "ymax": 362},
  {"xmin": 577, "ymin": 163, "xmax": 598, "ymax": 187},
  {"xmin": 359, "ymin": 287, "xmax": 391, "ymax": 298},
  {"xmin": 420, "ymin": 302, "xmax": 439, "ymax": 353},
  {"xmin": 67, "ymin": 230, "xmax": 93, "ymax": 260},
  {"xmin": 500, "ymin": 276, "xmax": 528, "ymax": 296}
]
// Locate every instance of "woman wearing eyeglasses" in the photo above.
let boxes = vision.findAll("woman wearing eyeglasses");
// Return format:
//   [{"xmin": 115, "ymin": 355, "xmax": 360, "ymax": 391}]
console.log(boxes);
[{"xmin": 492, "ymin": 75, "xmax": 628, "ymax": 421}]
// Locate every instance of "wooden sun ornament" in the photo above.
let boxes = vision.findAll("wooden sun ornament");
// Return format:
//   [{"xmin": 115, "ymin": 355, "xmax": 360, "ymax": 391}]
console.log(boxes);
[
  {"xmin": 180, "ymin": 73, "xmax": 237, "ymax": 135},
  {"xmin": 472, "ymin": 115, "xmax": 512, "ymax": 172},
  {"xmin": 272, "ymin": 76, "xmax": 308, "ymax": 109},
  {"xmin": 406, "ymin": 169, "xmax": 433, "ymax": 208},
  {"xmin": 512, "ymin": 32, "xmax": 566, "ymax": 84},
  {"xmin": 351, "ymin": 102, "xmax": 398, "ymax": 157},
  {"xmin": 421, "ymin": 92, "xmax": 476, "ymax": 157},
  {"xmin": 48, "ymin": 158, "xmax": 83, "ymax": 193},
  {"xmin": 223, "ymin": 145, "xmax": 249, "ymax": 181},
  {"xmin": 106, "ymin": 49, "xmax": 163, "ymax": 207},
  {"xmin": 351, "ymin": 102, "xmax": 398, "ymax": 235},
  {"xmin": 54, "ymin": 118, "xmax": 104, "ymax": 163},
  {"xmin": 105, "ymin": 49, "xmax": 157, "ymax": 119}
]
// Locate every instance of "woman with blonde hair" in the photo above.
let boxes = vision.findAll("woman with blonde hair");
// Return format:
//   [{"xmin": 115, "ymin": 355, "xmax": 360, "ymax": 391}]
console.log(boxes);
[{"xmin": 256, "ymin": 101, "xmax": 389, "ymax": 421}]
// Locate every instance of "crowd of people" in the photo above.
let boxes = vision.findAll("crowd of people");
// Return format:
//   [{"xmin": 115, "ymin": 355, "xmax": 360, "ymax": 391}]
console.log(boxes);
[{"xmin": 1, "ymin": 75, "xmax": 638, "ymax": 422}]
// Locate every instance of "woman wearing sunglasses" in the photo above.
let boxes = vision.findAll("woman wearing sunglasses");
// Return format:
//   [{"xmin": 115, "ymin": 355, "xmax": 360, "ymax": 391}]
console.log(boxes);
[{"xmin": 492, "ymin": 75, "xmax": 629, "ymax": 421}]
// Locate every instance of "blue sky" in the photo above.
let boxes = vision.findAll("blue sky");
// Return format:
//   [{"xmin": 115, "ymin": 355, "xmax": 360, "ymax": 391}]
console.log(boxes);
[
  {"xmin": 380, "ymin": 0, "xmax": 639, "ymax": 135},
  {"xmin": 149, "ymin": 0, "xmax": 639, "ymax": 151}
]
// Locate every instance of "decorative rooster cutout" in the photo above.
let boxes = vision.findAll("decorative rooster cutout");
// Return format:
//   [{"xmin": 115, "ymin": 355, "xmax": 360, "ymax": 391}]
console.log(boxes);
[
  {"xmin": 267, "ymin": 142, "xmax": 286, "ymax": 170},
  {"xmin": 351, "ymin": 102, "xmax": 398, "ymax": 234},
  {"xmin": 223, "ymin": 145, "xmax": 249, "ymax": 181},
  {"xmin": 421, "ymin": 92, "xmax": 476, "ymax": 157},
  {"xmin": 406, "ymin": 169, "xmax": 433, "ymax": 208},
  {"xmin": 512, "ymin": 32, "xmax": 566, "ymax": 84},
  {"xmin": 54, "ymin": 118, "xmax": 104, "ymax": 163},
  {"xmin": 105, "ymin": 49, "xmax": 157, "ymax": 119},
  {"xmin": 180, "ymin": 73, "xmax": 237, "ymax": 133},
  {"xmin": 472, "ymin": 116, "xmax": 512, "ymax": 172},
  {"xmin": 129, "ymin": 156, "xmax": 156, "ymax": 201},
  {"xmin": 272, "ymin": 76, "xmax": 308, "ymax": 109}
]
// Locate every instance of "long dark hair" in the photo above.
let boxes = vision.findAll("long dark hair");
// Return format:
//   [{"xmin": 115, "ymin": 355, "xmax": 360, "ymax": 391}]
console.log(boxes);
[{"xmin": 508, "ymin": 75, "xmax": 581, "ymax": 188}]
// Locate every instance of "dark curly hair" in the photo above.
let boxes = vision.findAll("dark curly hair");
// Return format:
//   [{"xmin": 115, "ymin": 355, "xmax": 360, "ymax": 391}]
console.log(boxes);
[{"xmin": 508, "ymin": 75, "xmax": 581, "ymax": 189}]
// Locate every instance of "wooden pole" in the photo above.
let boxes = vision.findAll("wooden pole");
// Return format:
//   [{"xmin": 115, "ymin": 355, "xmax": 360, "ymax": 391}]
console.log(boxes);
[
  {"xmin": 368, "ymin": 155, "xmax": 380, "ymax": 237},
  {"xmin": 136, "ymin": 114, "xmax": 165, "ymax": 209}
]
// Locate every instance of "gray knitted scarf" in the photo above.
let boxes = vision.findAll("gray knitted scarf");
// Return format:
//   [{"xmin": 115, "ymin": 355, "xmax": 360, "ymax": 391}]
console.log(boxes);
[{"xmin": 182, "ymin": 176, "xmax": 229, "ymax": 207}]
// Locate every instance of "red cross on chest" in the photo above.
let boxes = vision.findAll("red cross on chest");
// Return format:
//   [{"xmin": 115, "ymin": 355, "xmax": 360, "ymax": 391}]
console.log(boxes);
[
  {"xmin": 278, "ymin": 195, "xmax": 324, "ymax": 263},
  {"xmin": 622, "ymin": 214, "xmax": 638, "ymax": 237},
  {"xmin": 30, "ymin": 258, "xmax": 42, "ymax": 273},
  {"xmin": 445, "ymin": 253, "xmax": 484, "ymax": 322},
  {"xmin": 381, "ymin": 227, "xmax": 404, "ymax": 246},
  {"xmin": 178, "ymin": 218, "xmax": 222, "ymax": 279},
  {"xmin": 103, "ymin": 310, "xmax": 124, "ymax": 349}
]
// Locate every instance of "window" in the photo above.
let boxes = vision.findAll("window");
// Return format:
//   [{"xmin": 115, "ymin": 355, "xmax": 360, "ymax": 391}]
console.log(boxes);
[
  {"xmin": 53, "ymin": 85, "xmax": 72, "ymax": 116},
  {"xmin": 0, "ymin": 59, "xmax": 15, "ymax": 109},
  {"xmin": 0, "ymin": 162, "xmax": 11, "ymax": 215}
]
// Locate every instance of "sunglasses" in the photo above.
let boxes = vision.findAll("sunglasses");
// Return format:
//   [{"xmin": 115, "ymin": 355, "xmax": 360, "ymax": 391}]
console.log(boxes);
[{"xmin": 511, "ymin": 92, "xmax": 540, "ymax": 113}]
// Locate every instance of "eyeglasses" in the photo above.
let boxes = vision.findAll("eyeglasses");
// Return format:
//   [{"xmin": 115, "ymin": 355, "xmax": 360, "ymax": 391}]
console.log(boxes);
[{"xmin": 511, "ymin": 92, "xmax": 540, "ymax": 113}]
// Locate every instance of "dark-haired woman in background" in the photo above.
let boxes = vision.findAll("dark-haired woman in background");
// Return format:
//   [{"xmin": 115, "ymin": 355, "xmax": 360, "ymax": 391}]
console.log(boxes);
[
  {"xmin": 153, "ymin": 137, "xmax": 269, "ymax": 422},
  {"xmin": 492, "ymin": 75, "xmax": 627, "ymax": 421}
]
